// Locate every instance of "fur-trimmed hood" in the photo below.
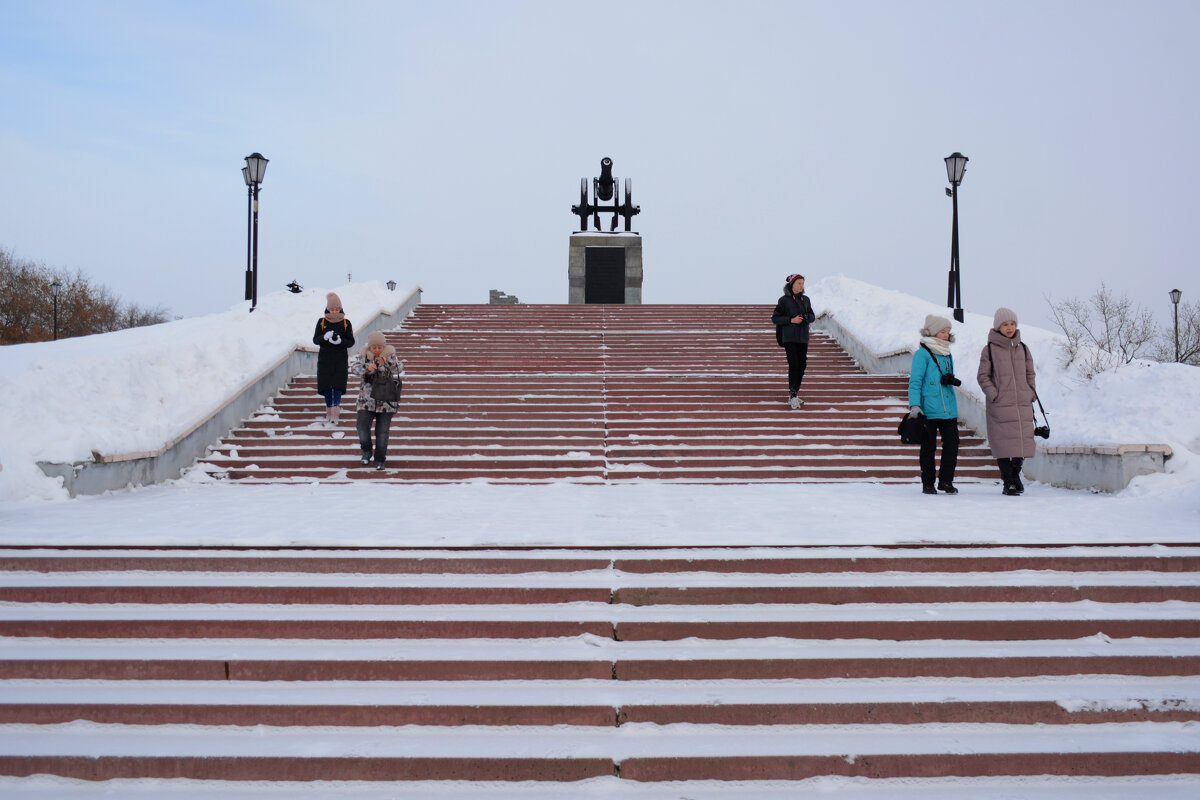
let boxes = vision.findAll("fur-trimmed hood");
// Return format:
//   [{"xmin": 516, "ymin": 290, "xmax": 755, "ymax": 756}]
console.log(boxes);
[{"xmin": 359, "ymin": 342, "xmax": 397, "ymax": 361}]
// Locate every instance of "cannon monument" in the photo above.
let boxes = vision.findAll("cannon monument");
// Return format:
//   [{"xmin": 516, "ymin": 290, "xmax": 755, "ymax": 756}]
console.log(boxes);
[{"xmin": 568, "ymin": 157, "xmax": 643, "ymax": 304}]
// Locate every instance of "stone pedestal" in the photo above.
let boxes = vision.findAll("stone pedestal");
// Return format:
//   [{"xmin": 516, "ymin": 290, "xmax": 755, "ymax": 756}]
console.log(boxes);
[{"xmin": 568, "ymin": 233, "xmax": 642, "ymax": 304}]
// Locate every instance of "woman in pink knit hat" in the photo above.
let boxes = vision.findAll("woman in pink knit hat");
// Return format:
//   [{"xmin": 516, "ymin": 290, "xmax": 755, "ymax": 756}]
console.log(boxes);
[{"xmin": 312, "ymin": 292, "xmax": 355, "ymax": 426}]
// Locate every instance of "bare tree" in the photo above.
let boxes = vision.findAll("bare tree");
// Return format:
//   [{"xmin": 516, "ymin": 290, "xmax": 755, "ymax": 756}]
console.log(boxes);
[
  {"xmin": 0, "ymin": 247, "xmax": 170, "ymax": 344},
  {"xmin": 1153, "ymin": 300, "xmax": 1200, "ymax": 366},
  {"xmin": 1045, "ymin": 283, "xmax": 1159, "ymax": 378}
]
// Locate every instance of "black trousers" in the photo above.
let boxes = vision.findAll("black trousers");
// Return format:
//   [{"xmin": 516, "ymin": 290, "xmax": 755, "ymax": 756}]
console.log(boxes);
[
  {"xmin": 356, "ymin": 410, "xmax": 394, "ymax": 465},
  {"xmin": 997, "ymin": 457, "xmax": 1025, "ymax": 481},
  {"xmin": 783, "ymin": 341, "xmax": 809, "ymax": 395},
  {"xmin": 919, "ymin": 417, "xmax": 960, "ymax": 486}
]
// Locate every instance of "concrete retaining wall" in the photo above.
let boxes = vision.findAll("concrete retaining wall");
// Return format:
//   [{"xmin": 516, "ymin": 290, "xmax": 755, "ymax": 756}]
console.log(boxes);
[
  {"xmin": 39, "ymin": 288, "xmax": 422, "ymax": 497},
  {"xmin": 815, "ymin": 312, "xmax": 1171, "ymax": 492},
  {"xmin": 1024, "ymin": 444, "xmax": 1174, "ymax": 494}
]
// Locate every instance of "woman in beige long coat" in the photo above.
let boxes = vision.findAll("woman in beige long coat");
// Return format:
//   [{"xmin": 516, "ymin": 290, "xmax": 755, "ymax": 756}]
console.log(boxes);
[{"xmin": 977, "ymin": 307, "xmax": 1037, "ymax": 495}]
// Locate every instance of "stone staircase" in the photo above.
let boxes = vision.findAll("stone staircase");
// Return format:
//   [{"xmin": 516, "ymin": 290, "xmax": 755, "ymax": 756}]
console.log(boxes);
[
  {"xmin": 1, "ymin": 545, "xmax": 1198, "ymax": 788},
  {"xmin": 198, "ymin": 304, "xmax": 996, "ymax": 483}
]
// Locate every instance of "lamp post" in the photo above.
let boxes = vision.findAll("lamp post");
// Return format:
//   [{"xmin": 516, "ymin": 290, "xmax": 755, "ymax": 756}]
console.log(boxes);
[
  {"xmin": 1170, "ymin": 288, "xmax": 1183, "ymax": 362},
  {"xmin": 386, "ymin": 280, "xmax": 397, "ymax": 291},
  {"xmin": 49, "ymin": 278, "xmax": 62, "ymax": 340},
  {"xmin": 243, "ymin": 153, "xmax": 269, "ymax": 311},
  {"xmin": 944, "ymin": 152, "xmax": 969, "ymax": 323},
  {"xmin": 242, "ymin": 166, "xmax": 252, "ymax": 302}
]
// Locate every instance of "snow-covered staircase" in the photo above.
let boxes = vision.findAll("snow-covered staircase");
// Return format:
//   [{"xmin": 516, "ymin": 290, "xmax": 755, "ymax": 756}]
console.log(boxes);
[
  {"xmin": 198, "ymin": 304, "xmax": 996, "ymax": 483},
  {"xmin": 2, "ymin": 545, "xmax": 1198, "ymax": 788}
]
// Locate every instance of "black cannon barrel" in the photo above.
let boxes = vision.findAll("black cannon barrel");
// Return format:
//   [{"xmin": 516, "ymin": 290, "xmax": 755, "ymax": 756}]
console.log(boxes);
[{"xmin": 596, "ymin": 157, "xmax": 615, "ymax": 201}]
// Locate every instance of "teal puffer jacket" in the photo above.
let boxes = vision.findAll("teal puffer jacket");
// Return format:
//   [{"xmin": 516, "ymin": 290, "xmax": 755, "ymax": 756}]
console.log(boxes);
[{"xmin": 908, "ymin": 346, "xmax": 959, "ymax": 420}]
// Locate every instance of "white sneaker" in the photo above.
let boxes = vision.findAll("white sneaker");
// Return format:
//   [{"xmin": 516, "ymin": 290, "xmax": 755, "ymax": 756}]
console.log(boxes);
[{"xmin": 789, "ymin": 396, "xmax": 800, "ymax": 409}]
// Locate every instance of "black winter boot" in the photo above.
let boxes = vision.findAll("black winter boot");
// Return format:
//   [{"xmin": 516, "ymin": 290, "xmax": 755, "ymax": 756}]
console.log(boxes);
[
  {"xmin": 1012, "ymin": 458, "xmax": 1025, "ymax": 494},
  {"xmin": 998, "ymin": 459, "xmax": 1019, "ymax": 496}
]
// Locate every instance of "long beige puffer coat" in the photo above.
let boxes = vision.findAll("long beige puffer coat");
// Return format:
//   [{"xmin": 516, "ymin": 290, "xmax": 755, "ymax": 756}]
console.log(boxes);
[{"xmin": 976, "ymin": 328, "xmax": 1037, "ymax": 459}]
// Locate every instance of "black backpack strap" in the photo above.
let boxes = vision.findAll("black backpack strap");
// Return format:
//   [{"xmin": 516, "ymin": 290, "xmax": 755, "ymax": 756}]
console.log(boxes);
[{"xmin": 990, "ymin": 342, "xmax": 1049, "ymax": 423}]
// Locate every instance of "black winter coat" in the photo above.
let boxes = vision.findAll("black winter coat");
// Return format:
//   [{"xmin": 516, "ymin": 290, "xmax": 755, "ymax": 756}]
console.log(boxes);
[
  {"xmin": 771, "ymin": 292, "xmax": 815, "ymax": 344},
  {"xmin": 313, "ymin": 317, "xmax": 355, "ymax": 394}
]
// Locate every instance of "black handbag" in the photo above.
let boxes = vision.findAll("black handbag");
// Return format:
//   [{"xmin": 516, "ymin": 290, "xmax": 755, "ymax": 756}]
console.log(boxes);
[
  {"xmin": 369, "ymin": 371, "xmax": 402, "ymax": 404},
  {"xmin": 897, "ymin": 412, "xmax": 928, "ymax": 445}
]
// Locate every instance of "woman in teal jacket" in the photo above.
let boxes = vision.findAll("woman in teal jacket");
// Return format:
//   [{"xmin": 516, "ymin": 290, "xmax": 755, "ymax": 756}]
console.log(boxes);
[{"xmin": 908, "ymin": 314, "xmax": 960, "ymax": 495}]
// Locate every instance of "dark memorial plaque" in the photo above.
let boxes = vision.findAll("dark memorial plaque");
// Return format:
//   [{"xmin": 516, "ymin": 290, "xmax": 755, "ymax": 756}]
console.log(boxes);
[{"xmin": 584, "ymin": 247, "xmax": 625, "ymax": 304}]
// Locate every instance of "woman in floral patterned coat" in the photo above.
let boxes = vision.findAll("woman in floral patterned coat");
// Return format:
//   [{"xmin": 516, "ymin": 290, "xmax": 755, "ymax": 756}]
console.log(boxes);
[{"xmin": 351, "ymin": 332, "xmax": 403, "ymax": 471}]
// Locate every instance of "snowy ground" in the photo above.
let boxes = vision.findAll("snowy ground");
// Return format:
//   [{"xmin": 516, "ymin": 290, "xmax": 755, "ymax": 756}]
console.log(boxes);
[
  {"xmin": 4, "ymin": 775, "xmax": 1198, "ymax": 799},
  {"xmin": 0, "ymin": 479, "xmax": 1196, "ymax": 548}
]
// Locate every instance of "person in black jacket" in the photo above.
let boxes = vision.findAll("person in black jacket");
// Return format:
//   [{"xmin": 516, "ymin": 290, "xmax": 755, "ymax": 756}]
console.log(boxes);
[
  {"xmin": 312, "ymin": 292, "xmax": 355, "ymax": 427},
  {"xmin": 771, "ymin": 274, "xmax": 816, "ymax": 408}
]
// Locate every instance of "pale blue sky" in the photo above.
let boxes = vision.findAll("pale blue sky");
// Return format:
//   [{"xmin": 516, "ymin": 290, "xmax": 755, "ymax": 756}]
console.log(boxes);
[{"xmin": 1, "ymin": 0, "xmax": 1196, "ymax": 329}]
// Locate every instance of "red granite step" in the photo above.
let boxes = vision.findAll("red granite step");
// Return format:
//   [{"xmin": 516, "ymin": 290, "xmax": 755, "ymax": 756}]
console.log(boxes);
[
  {"xmin": 614, "ymin": 553, "xmax": 1200, "ymax": 573},
  {"xmin": 0, "ymin": 555, "xmax": 613, "ymax": 574},
  {"xmin": 0, "ymin": 755, "xmax": 616, "ymax": 782},
  {"xmin": 0, "ymin": 619, "xmax": 616, "ymax": 640},
  {"xmin": 617, "ymin": 751, "xmax": 1200, "ymax": 781},
  {"xmin": 5, "ymin": 653, "xmax": 1191, "ymax": 683},
  {"xmin": 0, "ymin": 585, "xmax": 612, "ymax": 604},
  {"xmin": 5, "ymin": 697, "xmax": 1193, "ymax": 727},
  {"xmin": 614, "ymin": 618, "xmax": 1200, "ymax": 642}
]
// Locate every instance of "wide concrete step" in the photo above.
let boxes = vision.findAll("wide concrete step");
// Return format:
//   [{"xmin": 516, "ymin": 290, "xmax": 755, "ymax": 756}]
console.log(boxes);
[
  {"xmin": 7, "ymin": 547, "xmax": 1193, "ymax": 574},
  {"xmin": 3, "ymin": 613, "xmax": 1195, "ymax": 642},
  {"xmin": 5, "ymin": 675, "xmax": 1196, "ymax": 725},
  {"xmin": 1, "ymin": 721, "xmax": 1196, "ymax": 781},
  {"xmin": 6, "ymin": 582, "xmax": 1195, "ymax": 605}
]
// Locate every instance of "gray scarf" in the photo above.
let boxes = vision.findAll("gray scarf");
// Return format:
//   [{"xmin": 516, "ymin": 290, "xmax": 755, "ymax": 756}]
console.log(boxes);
[{"xmin": 920, "ymin": 336, "xmax": 951, "ymax": 356}]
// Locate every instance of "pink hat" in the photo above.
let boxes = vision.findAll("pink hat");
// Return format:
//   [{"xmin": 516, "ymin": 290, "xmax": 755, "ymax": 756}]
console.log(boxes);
[{"xmin": 993, "ymin": 307, "xmax": 1018, "ymax": 329}]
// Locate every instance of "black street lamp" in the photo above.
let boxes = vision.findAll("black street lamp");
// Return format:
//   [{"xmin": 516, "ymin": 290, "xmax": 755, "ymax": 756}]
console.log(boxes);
[
  {"xmin": 242, "ymin": 166, "xmax": 252, "ymax": 303},
  {"xmin": 386, "ymin": 280, "xmax": 397, "ymax": 291},
  {"xmin": 944, "ymin": 152, "xmax": 969, "ymax": 323},
  {"xmin": 1170, "ymin": 288, "xmax": 1183, "ymax": 362},
  {"xmin": 49, "ymin": 281, "xmax": 61, "ymax": 340},
  {"xmin": 243, "ymin": 153, "xmax": 269, "ymax": 311}
]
